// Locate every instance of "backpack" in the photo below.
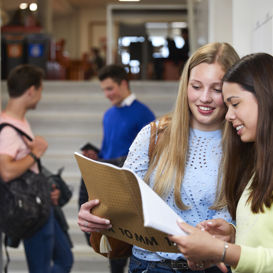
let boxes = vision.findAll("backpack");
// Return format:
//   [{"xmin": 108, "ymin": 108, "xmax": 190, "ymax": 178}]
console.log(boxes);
[{"xmin": 0, "ymin": 123, "xmax": 51, "ymax": 240}]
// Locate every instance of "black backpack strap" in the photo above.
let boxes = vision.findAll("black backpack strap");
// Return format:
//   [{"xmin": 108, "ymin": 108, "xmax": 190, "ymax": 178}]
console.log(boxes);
[
  {"xmin": 0, "ymin": 123, "xmax": 42, "ymax": 171},
  {"xmin": 0, "ymin": 123, "xmax": 33, "ymax": 141},
  {"xmin": 3, "ymin": 235, "xmax": 10, "ymax": 273}
]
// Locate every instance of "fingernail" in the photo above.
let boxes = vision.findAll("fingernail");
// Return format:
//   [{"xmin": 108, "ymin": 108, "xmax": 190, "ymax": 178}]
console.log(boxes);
[
  {"xmin": 208, "ymin": 221, "xmax": 213, "ymax": 225},
  {"xmin": 105, "ymin": 219, "xmax": 110, "ymax": 224},
  {"xmin": 177, "ymin": 218, "xmax": 183, "ymax": 223},
  {"xmin": 201, "ymin": 227, "xmax": 205, "ymax": 231}
]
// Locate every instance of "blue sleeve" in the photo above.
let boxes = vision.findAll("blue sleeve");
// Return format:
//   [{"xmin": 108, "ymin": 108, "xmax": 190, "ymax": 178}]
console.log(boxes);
[
  {"xmin": 137, "ymin": 105, "xmax": 155, "ymax": 132},
  {"xmin": 123, "ymin": 123, "xmax": 151, "ymax": 179},
  {"xmin": 98, "ymin": 112, "xmax": 107, "ymax": 158}
]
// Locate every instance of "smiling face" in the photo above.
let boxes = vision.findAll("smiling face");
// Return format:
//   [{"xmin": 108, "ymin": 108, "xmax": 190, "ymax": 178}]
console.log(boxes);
[
  {"xmin": 100, "ymin": 77, "xmax": 130, "ymax": 106},
  {"xmin": 223, "ymin": 82, "xmax": 258, "ymax": 142},
  {"xmin": 187, "ymin": 62, "xmax": 226, "ymax": 131}
]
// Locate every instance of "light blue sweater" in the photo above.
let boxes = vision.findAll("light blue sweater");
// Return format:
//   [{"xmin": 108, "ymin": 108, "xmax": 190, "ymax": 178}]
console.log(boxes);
[{"xmin": 123, "ymin": 123, "xmax": 232, "ymax": 261}]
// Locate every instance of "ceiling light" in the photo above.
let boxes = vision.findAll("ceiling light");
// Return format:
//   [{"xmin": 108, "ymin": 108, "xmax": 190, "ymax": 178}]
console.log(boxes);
[
  {"xmin": 171, "ymin": 22, "xmax": 188, "ymax": 28},
  {"xmin": 19, "ymin": 3, "xmax": 28, "ymax": 10},
  {"xmin": 119, "ymin": 0, "xmax": 141, "ymax": 2},
  {"xmin": 29, "ymin": 3, "xmax": 38, "ymax": 11}
]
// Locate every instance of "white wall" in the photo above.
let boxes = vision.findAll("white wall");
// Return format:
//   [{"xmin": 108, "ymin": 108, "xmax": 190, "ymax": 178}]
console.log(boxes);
[
  {"xmin": 208, "ymin": 0, "xmax": 232, "ymax": 44},
  {"xmin": 194, "ymin": 0, "xmax": 209, "ymax": 49},
  {"xmin": 51, "ymin": 0, "xmax": 273, "ymax": 59},
  {"xmin": 53, "ymin": 13, "xmax": 80, "ymax": 58},
  {"xmin": 79, "ymin": 8, "xmax": 106, "ymax": 57},
  {"xmin": 232, "ymin": 0, "xmax": 273, "ymax": 56},
  {"xmin": 53, "ymin": 8, "xmax": 106, "ymax": 59},
  {"xmin": 52, "ymin": 6, "xmax": 187, "ymax": 59}
]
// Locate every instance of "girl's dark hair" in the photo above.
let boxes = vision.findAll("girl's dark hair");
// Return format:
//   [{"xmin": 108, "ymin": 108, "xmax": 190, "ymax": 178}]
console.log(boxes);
[
  {"xmin": 7, "ymin": 64, "xmax": 44, "ymax": 98},
  {"xmin": 222, "ymin": 53, "xmax": 273, "ymax": 219}
]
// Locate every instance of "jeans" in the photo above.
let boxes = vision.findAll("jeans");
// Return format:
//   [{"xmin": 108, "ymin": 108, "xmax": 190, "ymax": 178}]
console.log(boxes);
[
  {"xmin": 110, "ymin": 257, "xmax": 128, "ymax": 273},
  {"xmin": 129, "ymin": 255, "xmax": 231, "ymax": 273},
  {"xmin": 24, "ymin": 209, "xmax": 73, "ymax": 273}
]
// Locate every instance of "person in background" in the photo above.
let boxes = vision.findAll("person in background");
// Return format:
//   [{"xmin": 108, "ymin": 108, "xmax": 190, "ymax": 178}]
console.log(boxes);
[
  {"xmin": 78, "ymin": 42, "xmax": 239, "ymax": 273},
  {"xmin": 170, "ymin": 53, "xmax": 273, "ymax": 273},
  {"xmin": 91, "ymin": 47, "xmax": 105, "ymax": 73},
  {"xmin": 78, "ymin": 64, "xmax": 155, "ymax": 273},
  {"xmin": 0, "ymin": 64, "xmax": 73, "ymax": 273},
  {"xmin": 177, "ymin": 28, "xmax": 190, "ymax": 67}
]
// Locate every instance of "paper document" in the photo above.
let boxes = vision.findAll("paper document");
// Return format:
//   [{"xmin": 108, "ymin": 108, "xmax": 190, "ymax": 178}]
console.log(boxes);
[
  {"xmin": 138, "ymin": 180, "xmax": 185, "ymax": 235},
  {"xmin": 74, "ymin": 152, "xmax": 186, "ymax": 253}
]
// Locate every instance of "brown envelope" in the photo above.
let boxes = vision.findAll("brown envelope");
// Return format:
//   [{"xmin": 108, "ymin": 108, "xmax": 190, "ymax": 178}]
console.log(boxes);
[{"xmin": 74, "ymin": 153, "xmax": 178, "ymax": 253}]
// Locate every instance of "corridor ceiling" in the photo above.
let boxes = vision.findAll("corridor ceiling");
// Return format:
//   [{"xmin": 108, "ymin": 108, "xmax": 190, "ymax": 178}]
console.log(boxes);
[{"xmin": 1, "ymin": 0, "xmax": 187, "ymax": 16}]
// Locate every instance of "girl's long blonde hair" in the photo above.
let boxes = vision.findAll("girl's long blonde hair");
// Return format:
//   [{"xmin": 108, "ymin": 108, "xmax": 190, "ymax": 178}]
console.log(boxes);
[{"xmin": 144, "ymin": 42, "xmax": 240, "ymax": 210}]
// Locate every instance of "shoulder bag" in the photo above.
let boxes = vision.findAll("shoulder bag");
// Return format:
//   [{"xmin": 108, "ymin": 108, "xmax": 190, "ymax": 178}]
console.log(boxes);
[{"xmin": 0, "ymin": 123, "xmax": 51, "ymax": 240}]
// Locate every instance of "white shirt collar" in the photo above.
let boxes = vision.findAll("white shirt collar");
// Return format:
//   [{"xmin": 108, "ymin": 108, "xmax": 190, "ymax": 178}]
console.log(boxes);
[{"xmin": 120, "ymin": 93, "xmax": 136, "ymax": 107}]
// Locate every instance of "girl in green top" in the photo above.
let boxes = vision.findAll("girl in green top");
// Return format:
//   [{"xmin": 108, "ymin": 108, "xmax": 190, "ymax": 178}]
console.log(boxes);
[{"xmin": 170, "ymin": 53, "xmax": 273, "ymax": 273}]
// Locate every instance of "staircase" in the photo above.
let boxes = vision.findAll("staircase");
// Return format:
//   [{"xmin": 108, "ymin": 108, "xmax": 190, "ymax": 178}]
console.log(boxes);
[{"xmin": 0, "ymin": 80, "xmax": 179, "ymax": 273}]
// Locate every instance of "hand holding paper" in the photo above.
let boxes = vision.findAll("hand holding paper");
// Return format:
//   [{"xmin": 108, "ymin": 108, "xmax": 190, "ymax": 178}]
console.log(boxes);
[{"xmin": 74, "ymin": 152, "xmax": 186, "ymax": 253}]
